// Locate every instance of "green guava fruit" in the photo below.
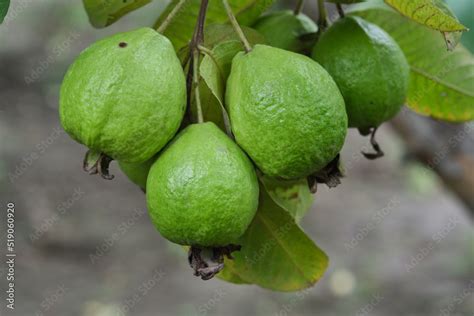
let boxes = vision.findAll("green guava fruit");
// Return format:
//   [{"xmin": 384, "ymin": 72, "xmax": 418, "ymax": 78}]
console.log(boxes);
[
  {"xmin": 146, "ymin": 122, "xmax": 259, "ymax": 247},
  {"xmin": 119, "ymin": 156, "xmax": 156, "ymax": 190},
  {"xmin": 226, "ymin": 44, "xmax": 347, "ymax": 179},
  {"xmin": 60, "ymin": 27, "xmax": 186, "ymax": 164},
  {"xmin": 253, "ymin": 10, "xmax": 318, "ymax": 53},
  {"xmin": 312, "ymin": 16, "xmax": 409, "ymax": 130}
]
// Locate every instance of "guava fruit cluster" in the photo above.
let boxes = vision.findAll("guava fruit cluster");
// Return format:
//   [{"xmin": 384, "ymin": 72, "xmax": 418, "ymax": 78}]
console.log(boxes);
[{"xmin": 59, "ymin": 12, "xmax": 409, "ymax": 278}]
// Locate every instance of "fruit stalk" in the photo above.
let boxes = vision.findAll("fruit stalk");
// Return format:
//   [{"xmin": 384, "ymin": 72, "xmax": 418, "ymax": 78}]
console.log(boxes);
[
  {"xmin": 361, "ymin": 127, "xmax": 384, "ymax": 160},
  {"xmin": 192, "ymin": 0, "xmax": 208, "ymax": 45},
  {"xmin": 317, "ymin": 0, "xmax": 328, "ymax": 30},
  {"xmin": 336, "ymin": 3, "xmax": 345, "ymax": 18},
  {"xmin": 156, "ymin": 0, "xmax": 188, "ymax": 34},
  {"xmin": 193, "ymin": 49, "xmax": 204, "ymax": 123},
  {"xmin": 294, "ymin": 0, "xmax": 306, "ymax": 15},
  {"xmin": 222, "ymin": 0, "xmax": 252, "ymax": 52},
  {"xmin": 186, "ymin": 0, "xmax": 209, "ymax": 122}
]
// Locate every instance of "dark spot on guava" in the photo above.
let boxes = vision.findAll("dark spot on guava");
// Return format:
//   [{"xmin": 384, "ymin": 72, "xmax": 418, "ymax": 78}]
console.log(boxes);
[{"xmin": 118, "ymin": 42, "xmax": 128, "ymax": 48}]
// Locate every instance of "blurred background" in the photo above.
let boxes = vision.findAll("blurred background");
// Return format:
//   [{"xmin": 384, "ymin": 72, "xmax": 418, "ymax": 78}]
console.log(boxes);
[{"xmin": 0, "ymin": 0, "xmax": 473, "ymax": 315}]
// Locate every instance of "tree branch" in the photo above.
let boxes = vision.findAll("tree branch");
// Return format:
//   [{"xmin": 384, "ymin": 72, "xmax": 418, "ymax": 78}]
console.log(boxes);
[{"xmin": 390, "ymin": 109, "xmax": 474, "ymax": 216}]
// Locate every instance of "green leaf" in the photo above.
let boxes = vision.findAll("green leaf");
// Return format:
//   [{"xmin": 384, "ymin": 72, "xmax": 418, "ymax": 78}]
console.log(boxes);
[
  {"xmin": 259, "ymin": 175, "xmax": 314, "ymax": 222},
  {"xmin": 0, "ymin": 0, "xmax": 9, "ymax": 24},
  {"xmin": 154, "ymin": 0, "xmax": 275, "ymax": 50},
  {"xmin": 219, "ymin": 185, "xmax": 328, "ymax": 292},
  {"xmin": 349, "ymin": 0, "xmax": 474, "ymax": 122},
  {"xmin": 198, "ymin": 25, "xmax": 265, "ymax": 130},
  {"xmin": 199, "ymin": 41, "xmax": 236, "ymax": 129},
  {"xmin": 191, "ymin": 82, "xmax": 227, "ymax": 130},
  {"xmin": 200, "ymin": 40, "xmax": 246, "ymax": 104},
  {"xmin": 384, "ymin": 0, "xmax": 467, "ymax": 49},
  {"xmin": 384, "ymin": 0, "xmax": 467, "ymax": 32},
  {"xmin": 204, "ymin": 23, "xmax": 265, "ymax": 50},
  {"xmin": 218, "ymin": 267, "xmax": 250, "ymax": 284},
  {"xmin": 83, "ymin": 0, "xmax": 151, "ymax": 28}
]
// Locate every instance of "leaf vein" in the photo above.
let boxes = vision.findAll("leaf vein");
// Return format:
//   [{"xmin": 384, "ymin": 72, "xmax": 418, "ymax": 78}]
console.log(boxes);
[
  {"xmin": 410, "ymin": 66, "xmax": 474, "ymax": 97},
  {"xmin": 255, "ymin": 213, "xmax": 313, "ymax": 286}
]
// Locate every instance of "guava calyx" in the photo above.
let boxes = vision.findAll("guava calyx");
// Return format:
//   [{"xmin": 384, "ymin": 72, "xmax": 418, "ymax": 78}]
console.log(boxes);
[
  {"xmin": 83, "ymin": 150, "xmax": 114, "ymax": 180},
  {"xmin": 307, "ymin": 154, "xmax": 344, "ymax": 192},
  {"xmin": 360, "ymin": 127, "xmax": 384, "ymax": 160},
  {"xmin": 188, "ymin": 244, "xmax": 241, "ymax": 280}
]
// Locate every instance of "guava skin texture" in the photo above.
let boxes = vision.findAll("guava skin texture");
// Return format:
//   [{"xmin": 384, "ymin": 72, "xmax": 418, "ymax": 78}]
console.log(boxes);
[
  {"xmin": 253, "ymin": 10, "xmax": 318, "ymax": 53},
  {"xmin": 312, "ymin": 16, "xmax": 409, "ymax": 130},
  {"xmin": 226, "ymin": 44, "xmax": 348, "ymax": 179},
  {"xmin": 60, "ymin": 27, "xmax": 186, "ymax": 163},
  {"xmin": 119, "ymin": 156, "xmax": 156, "ymax": 190},
  {"xmin": 146, "ymin": 122, "xmax": 259, "ymax": 247}
]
